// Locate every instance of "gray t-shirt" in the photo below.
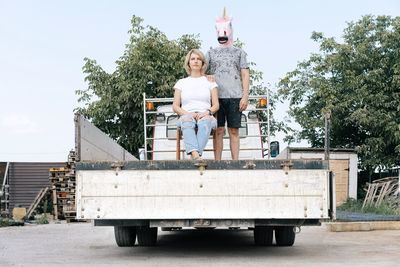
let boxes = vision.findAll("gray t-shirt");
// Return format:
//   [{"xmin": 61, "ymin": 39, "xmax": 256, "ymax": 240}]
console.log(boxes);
[{"xmin": 205, "ymin": 46, "xmax": 248, "ymax": 99}]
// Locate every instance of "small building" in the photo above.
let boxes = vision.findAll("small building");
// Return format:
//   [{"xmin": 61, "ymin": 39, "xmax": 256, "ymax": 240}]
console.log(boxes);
[
  {"xmin": 1, "ymin": 162, "xmax": 65, "ymax": 215},
  {"xmin": 276, "ymin": 147, "xmax": 358, "ymax": 206}
]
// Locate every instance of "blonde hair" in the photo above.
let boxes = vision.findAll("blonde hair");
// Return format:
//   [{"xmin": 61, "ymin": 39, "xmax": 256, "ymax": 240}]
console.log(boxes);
[{"xmin": 183, "ymin": 49, "xmax": 208, "ymax": 75}]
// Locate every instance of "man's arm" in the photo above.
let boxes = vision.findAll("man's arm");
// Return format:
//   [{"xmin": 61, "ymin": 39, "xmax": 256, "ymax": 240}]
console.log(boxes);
[
  {"xmin": 239, "ymin": 68, "xmax": 250, "ymax": 112},
  {"xmin": 205, "ymin": 50, "xmax": 216, "ymax": 82}
]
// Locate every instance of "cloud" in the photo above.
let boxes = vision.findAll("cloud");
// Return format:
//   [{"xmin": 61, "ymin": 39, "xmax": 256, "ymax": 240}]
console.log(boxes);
[{"xmin": 0, "ymin": 113, "xmax": 39, "ymax": 134}]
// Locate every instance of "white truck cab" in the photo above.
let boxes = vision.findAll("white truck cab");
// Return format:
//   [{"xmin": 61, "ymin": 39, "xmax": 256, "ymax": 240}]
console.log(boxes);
[{"xmin": 151, "ymin": 104, "xmax": 265, "ymax": 160}]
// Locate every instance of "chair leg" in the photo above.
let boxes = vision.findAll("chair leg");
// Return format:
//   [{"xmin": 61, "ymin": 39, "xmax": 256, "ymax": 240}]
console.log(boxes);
[{"xmin": 176, "ymin": 129, "xmax": 181, "ymax": 160}]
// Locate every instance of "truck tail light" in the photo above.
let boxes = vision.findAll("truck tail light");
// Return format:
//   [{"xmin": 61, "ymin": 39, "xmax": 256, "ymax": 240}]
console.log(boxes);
[
  {"xmin": 146, "ymin": 101, "xmax": 155, "ymax": 111},
  {"xmin": 258, "ymin": 98, "xmax": 267, "ymax": 108}
]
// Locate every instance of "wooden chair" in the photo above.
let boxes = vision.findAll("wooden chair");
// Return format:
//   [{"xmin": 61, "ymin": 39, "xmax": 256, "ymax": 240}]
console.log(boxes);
[
  {"xmin": 176, "ymin": 128, "xmax": 215, "ymax": 160},
  {"xmin": 176, "ymin": 128, "xmax": 182, "ymax": 160}
]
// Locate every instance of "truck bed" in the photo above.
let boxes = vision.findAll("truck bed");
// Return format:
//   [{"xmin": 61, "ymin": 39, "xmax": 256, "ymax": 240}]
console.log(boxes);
[{"xmin": 76, "ymin": 159, "xmax": 332, "ymax": 223}]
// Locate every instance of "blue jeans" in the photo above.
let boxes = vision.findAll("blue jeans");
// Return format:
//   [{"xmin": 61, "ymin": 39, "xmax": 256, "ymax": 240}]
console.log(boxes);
[{"xmin": 177, "ymin": 114, "xmax": 217, "ymax": 156}]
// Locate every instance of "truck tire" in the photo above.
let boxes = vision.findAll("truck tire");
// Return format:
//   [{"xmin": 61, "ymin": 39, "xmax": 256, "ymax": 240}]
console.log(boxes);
[
  {"xmin": 274, "ymin": 226, "xmax": 295, "ymax": 246},
  {"xmin": 114, "ymin": 226, "xmax": 137, "ymax": 247},
  {"xmin": 254, "ymin": 226, "xmax": 273, "ymax": 246},
  {"xmin": 137, "ymin": 226, "xmax": 158, "ymax": 246}
]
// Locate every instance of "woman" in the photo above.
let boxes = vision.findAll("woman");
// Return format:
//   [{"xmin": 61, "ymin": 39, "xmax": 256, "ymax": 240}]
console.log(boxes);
[{"xmin": 172, "ymin": 49, "xmax": 219, "ymax": 160}]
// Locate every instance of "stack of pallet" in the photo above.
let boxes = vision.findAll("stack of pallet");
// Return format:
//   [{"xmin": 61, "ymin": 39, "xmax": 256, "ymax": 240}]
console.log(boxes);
[
  {"xmin": 362, "ymin": 176, "xmax": 399, "ymax": 209},
  {"xmin": 49, "ymin": 150, "xmax": 79, "ymax": 222}
]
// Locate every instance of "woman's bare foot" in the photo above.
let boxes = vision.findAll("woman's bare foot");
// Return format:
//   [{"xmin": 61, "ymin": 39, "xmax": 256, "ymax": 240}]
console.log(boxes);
[{"xmin": 191, "ymin": 151, "xmax": 200, "ymax": 160}]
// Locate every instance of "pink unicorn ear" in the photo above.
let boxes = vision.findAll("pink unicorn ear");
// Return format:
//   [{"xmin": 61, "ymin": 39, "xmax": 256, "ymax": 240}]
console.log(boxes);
[{"xmin": 222, "ymin": 7, "xmax": 226, "ymax": 17}]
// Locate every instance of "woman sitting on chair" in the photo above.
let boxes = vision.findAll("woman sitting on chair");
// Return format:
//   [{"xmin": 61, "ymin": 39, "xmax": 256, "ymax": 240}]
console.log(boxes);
[{"xmin": 172, "ymin": 49, "xmax": 219, "ymax": 160}]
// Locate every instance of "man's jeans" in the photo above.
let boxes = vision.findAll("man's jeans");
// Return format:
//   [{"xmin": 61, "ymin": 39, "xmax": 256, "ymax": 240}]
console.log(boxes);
[{"xmin": 177, "ymin": 114, "xmax": 217, "ymax": 156}]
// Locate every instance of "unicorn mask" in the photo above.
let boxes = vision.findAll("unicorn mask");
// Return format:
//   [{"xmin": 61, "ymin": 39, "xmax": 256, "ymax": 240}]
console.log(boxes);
[{"xmin": 215, "ymin": 7, "xmax": 233, "ymax": 47}]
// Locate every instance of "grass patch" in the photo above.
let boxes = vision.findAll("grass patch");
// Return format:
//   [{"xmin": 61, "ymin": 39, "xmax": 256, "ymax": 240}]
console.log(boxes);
[
  {"xmin": 338, "ymin": 198, "xmax": 400, "ymax": 216},
  {"xmin": 0, "ymin": 217, "xmax": 11, "ymax": 227},
  {"xmin": 35, "ymin": 214, "xmax": 49, "ymax": 224},
  {"xmin": 0, "ymin": 218, "xmax": 24, "ymax": 227}
]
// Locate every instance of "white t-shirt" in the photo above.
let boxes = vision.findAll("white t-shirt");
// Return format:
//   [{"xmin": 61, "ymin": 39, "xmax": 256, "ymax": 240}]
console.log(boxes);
[{"xmin": 174, "ymin": 76, "xmax": 218, "ymax": 113}]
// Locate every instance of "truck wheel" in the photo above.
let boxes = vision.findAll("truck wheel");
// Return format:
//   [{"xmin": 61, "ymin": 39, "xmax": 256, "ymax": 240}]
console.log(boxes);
[
  {"xmin": 275, "ymin": 226, "xmax": 295, "ymax": 246},
  {"xmin": 137, "ymin": 226, "xmax": 158, "ymax": 246},
  {"xmin": 254, "ymin": 226, "xmax": 273, "ymax": 246},
  {"xmin": 114, "ymin": 226, "xmax": 137, "ymax": 247}
]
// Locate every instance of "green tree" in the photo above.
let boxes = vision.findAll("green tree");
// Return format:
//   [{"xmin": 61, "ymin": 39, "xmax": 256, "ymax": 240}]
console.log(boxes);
[
  {"xmin": 278, "ymin": 15, "xmax": 400, "ymax": 169},
  {"xmin": 234, "ymin": 39, "xmax": 285, "ymax": 145},
  {"xmin": 76, "ymin": 16, "xmax": 201, "ymax": 156}
]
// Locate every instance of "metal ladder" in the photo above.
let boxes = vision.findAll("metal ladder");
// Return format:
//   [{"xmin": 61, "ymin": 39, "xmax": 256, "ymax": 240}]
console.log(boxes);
[
  {"xmin": 0, "ymin": 162, "xmax": 10, "ymax": 215},
  {"xmin": 142, "ymin": 93, "xmax": 271, "ymax": 160}
]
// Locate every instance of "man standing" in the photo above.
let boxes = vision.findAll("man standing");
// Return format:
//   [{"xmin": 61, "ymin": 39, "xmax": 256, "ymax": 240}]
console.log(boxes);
[{"xmin": 206, "ymin": 8, "xmax": 250, "ymax": 160}]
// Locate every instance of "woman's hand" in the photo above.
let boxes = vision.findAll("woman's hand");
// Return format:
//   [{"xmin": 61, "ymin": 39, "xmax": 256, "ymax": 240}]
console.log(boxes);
[
  {"xmin": 183, "ymin": 112, "xmax": 210, "ymax": 121},
  {"xmin": 182, "ymin": 112, "xmax": 198, "ymax": 120},
  {"xmin": 196, "ymin": 112, "xmax": 210, "ymax": 120}
]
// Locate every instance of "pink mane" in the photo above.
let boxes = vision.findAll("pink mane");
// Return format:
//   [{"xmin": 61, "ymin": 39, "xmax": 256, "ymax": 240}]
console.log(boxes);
[{"xmin": 216, "ymin": 16, "xmax": 231, "ymax": 23}]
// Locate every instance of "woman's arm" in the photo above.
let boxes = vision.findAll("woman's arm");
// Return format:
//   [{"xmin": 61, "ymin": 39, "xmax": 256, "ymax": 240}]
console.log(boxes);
[
  {"xmin": 197, "ymin": 87, "xmax": 219, "ymax": 120},
  {"xmin": 172, "ymin": 89, "xmax": 184, "ymax": 115},
  {"xmin": 173, "ymin": 88, "xmax": 195, "ymax": 117}
]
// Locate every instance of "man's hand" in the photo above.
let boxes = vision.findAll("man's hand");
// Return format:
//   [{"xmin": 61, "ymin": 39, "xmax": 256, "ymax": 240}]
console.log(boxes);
[
  {"xmin": 206, "ymin": 75, "xmax": 216, "ymax": 82},
  {"xmin": 239, "ymin": 96, "xmax": 248, "ymax": 112}
]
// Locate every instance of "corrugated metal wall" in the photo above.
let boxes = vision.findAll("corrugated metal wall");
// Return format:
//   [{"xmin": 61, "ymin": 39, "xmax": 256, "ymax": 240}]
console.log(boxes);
[{"xmin": 8, "ymin": 162, "xmax": 65, "ymax": 210}]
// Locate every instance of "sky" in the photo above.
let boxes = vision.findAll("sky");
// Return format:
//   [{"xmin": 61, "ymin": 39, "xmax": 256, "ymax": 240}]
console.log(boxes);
[{"xmin": 0, "ymin": 0, "xmax": 399, "ymax": 162}]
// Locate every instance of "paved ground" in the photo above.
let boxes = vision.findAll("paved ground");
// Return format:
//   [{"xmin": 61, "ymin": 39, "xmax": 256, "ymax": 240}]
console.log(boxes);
[{"xmin": 0, "ymin": 222, "xmax": 399, "ymax": 267}]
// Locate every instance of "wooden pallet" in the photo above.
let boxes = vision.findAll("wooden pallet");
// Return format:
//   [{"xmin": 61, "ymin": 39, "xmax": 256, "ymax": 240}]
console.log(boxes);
[
  {"xmin": 362, "ymin": 177, "xmax": 399, "ymax": 208},
  {"xmin": 49, "ymin": 151, "xmax": 78, "ymax": 221},
  {"xmin": 26, "ymin": 187, "xmax": 49, "ymax": 219}
]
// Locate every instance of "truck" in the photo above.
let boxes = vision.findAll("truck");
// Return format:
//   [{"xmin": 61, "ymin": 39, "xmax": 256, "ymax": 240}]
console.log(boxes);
[{"xmin": 75, "ymin": 94, "xmax": 335, "ymax": 247}]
